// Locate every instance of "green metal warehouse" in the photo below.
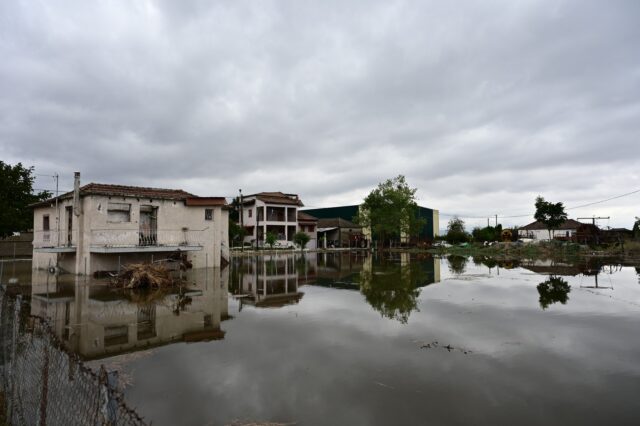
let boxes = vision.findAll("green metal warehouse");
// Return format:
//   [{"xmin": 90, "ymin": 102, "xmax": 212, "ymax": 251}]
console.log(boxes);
[{"xmin": 302, "ymin": 204, "xmax": 440, "ymax": 243}]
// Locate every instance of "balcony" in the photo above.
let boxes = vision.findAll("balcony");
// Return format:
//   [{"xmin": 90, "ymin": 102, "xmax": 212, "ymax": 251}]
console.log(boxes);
[
  {"xmin": 33, "ymin": 230, "xmax": 77, "ymax": 253},
  {"xmin": 89, "ymin": 228, "xmax": 207, "ymax": 253}
]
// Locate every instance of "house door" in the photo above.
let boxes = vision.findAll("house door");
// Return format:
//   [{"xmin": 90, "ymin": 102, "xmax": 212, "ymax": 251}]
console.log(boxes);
[
  {"xmin": 66, "ymin": 206, "xmax": 73, "ymax": 246},
  {"xmin": 139, "ymin": 206, "xmax": 158, "ymax": 246}
]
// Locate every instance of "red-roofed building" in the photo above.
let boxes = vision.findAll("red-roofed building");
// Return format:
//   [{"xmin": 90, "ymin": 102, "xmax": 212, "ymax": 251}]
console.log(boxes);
[
  {"xmin": 519, "ymin": 219, "xmax": 584, "ymax": 241},
  {"xmin": 31, "ymin": 173, "xmax": 229, "ymax": 274},
  {"xmin": 239, "ymin": 192, "xmax": 305, "ymax": 248}
]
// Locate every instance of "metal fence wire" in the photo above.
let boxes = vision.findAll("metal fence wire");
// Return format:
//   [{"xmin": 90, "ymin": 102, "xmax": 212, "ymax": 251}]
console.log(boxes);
[{"xmin": 0, "ymin": 288, "xmax": 148, "ymax": 426}]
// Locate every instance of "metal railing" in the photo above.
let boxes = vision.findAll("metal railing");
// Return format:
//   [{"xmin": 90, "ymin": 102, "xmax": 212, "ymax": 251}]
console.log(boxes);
[
  {"xmin": 90, "ymin": 228, "xmax": 208, "ymax": 248},
  {"xmin": 0, "ymin": 289, "xmax": 147, "ymax": 425}
]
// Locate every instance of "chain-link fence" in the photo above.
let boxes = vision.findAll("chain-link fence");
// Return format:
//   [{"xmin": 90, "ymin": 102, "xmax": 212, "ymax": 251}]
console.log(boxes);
[{"xmin": 0, "ymin": 288, "xmax": 148, "ymax": 426}]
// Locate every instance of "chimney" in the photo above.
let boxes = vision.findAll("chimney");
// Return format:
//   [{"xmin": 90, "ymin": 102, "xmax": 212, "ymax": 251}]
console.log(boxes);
[{"xmin": 73, "ymin": 172, "xmax": 81, "ymax": 216}]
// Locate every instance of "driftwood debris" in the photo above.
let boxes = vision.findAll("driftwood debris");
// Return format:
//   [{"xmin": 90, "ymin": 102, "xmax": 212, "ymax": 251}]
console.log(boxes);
[{"xmin": 111, "ymin": 263, "xmax": 178, "ymax": 289}]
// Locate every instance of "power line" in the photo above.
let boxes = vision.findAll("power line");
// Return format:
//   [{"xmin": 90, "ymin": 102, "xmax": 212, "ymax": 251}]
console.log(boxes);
[{"xmin": 439, "ymin": 187, "xmax": 640, "ymax": 221}]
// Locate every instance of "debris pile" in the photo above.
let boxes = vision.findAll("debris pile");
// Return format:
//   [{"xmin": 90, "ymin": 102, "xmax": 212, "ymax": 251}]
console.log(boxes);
[{"xmin": 111, "ymin": 263, "xmax": 179, "ymax": 289}]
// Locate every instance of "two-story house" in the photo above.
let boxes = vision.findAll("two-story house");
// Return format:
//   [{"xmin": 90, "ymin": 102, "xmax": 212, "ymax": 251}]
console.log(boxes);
[
  {"xmin": 31, "ymin": 173, "xmax": 229, "ymax": 275},
  {"xmin": 239, "ymin": 192, "xmax": 304, "ymax": 248}
]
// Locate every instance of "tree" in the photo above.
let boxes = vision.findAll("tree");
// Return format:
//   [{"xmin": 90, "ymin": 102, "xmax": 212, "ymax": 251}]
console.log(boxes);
[
  {"xmin": 447, "ymin": 255, "xmax": 467, "ymax": 275},
  {"xmin": 229, "ymin": 221, "xmax": 246, "ymax": 247},
  {"xmin": 358, "ymin": 258, "xmax": 426, "ymax": 323},
  {"xmin": 265, "ymin": 231, "xmax": 277, "ymax": 249},
  {"xmin": 445, "ymin": 217, "xmax": 470, "ymax": 244},
  {"xmin": 633, "ymin": 217, "xmax": 640, "ymax": 240},
  {"xmin": 471, "ymin": 224, "xmax": 502, "ymax": 242},
  {"xmin": 534, "ymin": 196, "xmax": 568, "ymax": 240},
  {"xmin": 0, "ymin": 162, "xmax": 51, "ymax": 238},
  {"xmin": 354, "ymin": 175, "xmax": 425, "ymax": 247},
  {"xmin": 293, "ymin": 231, "xmax": 310, "ymax": 251},
  {"xmin": 537, "ymin": 276, "xmax": 571, "ymax": 309}
]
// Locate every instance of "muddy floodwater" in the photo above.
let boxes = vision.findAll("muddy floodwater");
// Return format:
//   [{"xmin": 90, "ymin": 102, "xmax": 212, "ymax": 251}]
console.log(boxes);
[{"xmin": 3, "ymin": 253, "xmax": 640, "ymax": 425}]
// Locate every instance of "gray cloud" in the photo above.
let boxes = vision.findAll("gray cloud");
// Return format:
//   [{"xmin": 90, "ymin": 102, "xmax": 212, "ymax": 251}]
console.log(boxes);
[{"xmin": 1, "ymin": 0, "xmax": 639, "ymax": 228}]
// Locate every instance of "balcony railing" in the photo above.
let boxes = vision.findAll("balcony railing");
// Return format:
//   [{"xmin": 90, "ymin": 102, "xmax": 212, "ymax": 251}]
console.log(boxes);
[{"xmin": 90, "ymin": 228, "xmax": 207, "ymax": 248}]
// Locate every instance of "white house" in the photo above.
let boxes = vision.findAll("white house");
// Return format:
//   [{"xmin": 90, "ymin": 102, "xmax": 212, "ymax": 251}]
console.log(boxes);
[
  {"xmin": 519, "ymin": 219, "xmax": 583, "ymax": 241},
  {"xmin": 239, "ymin": 192, "xmax": 304, "ymax": 247},
  {"xmin": 31, "ymin": 173, "xmax": 229, "ymax": 275}
]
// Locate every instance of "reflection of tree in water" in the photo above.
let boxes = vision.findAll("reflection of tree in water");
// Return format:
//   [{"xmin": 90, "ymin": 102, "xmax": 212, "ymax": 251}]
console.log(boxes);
[
  {"xmin": 537, "ymin": 276, "xmax": 571, "ymax": 309},
  {"xmin": 359, "ymin": 260, "xmax": 427, "ymax": 324},
  {"xmin": 447, "ymin": 255, "xmax": 467, "ymax": 275},
  {"xmin": 636, "ymin": 267, "xmax": 640, "ymax": 285}
]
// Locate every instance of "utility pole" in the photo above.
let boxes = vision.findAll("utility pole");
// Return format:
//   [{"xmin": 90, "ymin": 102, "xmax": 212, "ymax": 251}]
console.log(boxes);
[
  {"xmin": 577, "ymin": 216, "xmax": 610, "ymax": 226},
  {"xmin": 54, "ymin": 173, "xmax": 60, "ymax": 246},
  {"xmin": 495, "ymin": 214, "xmax": 498, "ymax": 227},
  {"xmin": 239, "ymin": 189, "xmax": 243, "ymax": 252}
]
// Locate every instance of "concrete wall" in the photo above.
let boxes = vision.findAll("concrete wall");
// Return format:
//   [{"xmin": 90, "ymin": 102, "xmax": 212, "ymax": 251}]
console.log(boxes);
[
  {"xmin": 33, "ymin": 195, "xmax": 228, "ymax": 274},
  {"xmin": 520, "ymin": 228, "xmax": 576, "ymax": 241}
]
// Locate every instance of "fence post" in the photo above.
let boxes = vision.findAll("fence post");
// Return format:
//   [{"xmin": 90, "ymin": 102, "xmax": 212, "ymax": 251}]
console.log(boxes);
[
  {"xmin": 39, "ymin": 339, "xmax": 50, "ymax": 426},
  {"xmin": 100, "ymin": 366, "xmax": 118, "ymax": 425}
]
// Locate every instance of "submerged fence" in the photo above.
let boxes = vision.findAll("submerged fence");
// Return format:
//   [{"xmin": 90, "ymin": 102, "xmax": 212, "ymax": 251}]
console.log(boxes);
[{"xmin": 0, "ymin": 288, "xmax": 147, "ymax": 426}]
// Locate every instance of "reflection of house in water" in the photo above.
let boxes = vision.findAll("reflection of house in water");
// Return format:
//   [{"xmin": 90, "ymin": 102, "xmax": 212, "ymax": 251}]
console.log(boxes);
[
  {"xmin": 29, "ymin": 268, "xmax": 229, "ymax": 360},
  {"xmin": 231, "ymin": 255, "xmax": 304, "ymax": 309},
  {"xmin": 519, "ymin": 259, "xmax": 619, "ymax": 289},
  {"xmin": 315, "ymin": 251, "xmax": 368, "ymax": 289}
]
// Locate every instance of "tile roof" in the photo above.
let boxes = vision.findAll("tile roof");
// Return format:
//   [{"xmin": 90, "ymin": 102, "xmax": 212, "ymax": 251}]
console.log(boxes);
[
  {"xmin": 31, "ymin": 183, "xmax": 225, "ymax": 207},
  {"xmin": 244, "ymin": 192, "xmax": 304, "ymax": 206},
  {"xmin": 520, "ymin": 219, "xmax": 584, "ymax": 231},
  {"xmin": 297, "ymin": 212, "xmax": 318, "ymax": 222}
]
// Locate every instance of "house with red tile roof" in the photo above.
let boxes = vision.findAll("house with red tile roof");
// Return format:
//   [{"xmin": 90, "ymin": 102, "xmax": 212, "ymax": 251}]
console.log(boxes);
[
  {"xmin": 31, "ymin": 172, "xmax": 229, "ymax": 274},
  {"xmin": 239, "ymin": 192, "xmax": 305, "ymax": 248},
  {"xmin": 519, "ymin": 219, "xmax": 583, "ymax": 241}
]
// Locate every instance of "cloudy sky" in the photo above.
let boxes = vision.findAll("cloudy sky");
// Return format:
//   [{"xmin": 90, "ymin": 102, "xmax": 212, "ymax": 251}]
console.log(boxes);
[{"xmin": 1, "ymin": 0, "xmax": 639, "ymax": 229}]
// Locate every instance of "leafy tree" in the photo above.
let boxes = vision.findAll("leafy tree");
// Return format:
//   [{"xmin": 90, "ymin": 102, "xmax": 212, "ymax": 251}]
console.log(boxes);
[
  {"xmin": 471, "ymin": 225, "xmax": 502, "ymax": 242},
  {"xmin": 229, "ymin": 221, "xmax": 246, "ymax": 247},
  {"xmin": 354, "ymin": 175, "xmax": 425, "ymax": 247},
  {"xmin": 0, "ymin": 162, "xmax": 51, "ymax": 238},
  {"xmin": 447, "ymin": 255, "xmax": 467, "ymax": 275},
  {"xmin": 445, "ymin": 217, "xmax": 470, "ymax": 244},
  {"xmin": 537, "ymin": 276, "xmax": 571, "ymax": 309},
  {"xmin": 293, "ymin": 231, "xmax": 310, "ymax": 250},
  {"xmin": 534, "ymin": 196, "xmax": 568, "ymax": 240},
  {"xmin": 265, "ymin": 231, "xmax": 277, "ymax": 249},
  {"xmin": 633, "ymin": 217, "xmax": 640, "ymax": 240},
  {"xmin": 358, "ymin": 258, "xmax": 426, "ymax": 323}
]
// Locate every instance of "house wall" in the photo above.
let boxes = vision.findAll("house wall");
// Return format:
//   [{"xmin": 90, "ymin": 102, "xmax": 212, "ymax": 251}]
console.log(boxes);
[
  {"xmin": 297, "ymin": 223, "xmax": 317, "ymax": 249},
  {"xmin": 33, "ymin": 195, "xmax": 228, "ymax": 274},
  {"xmin": 242, "ymin": 198, "xmax": 299, "ymax": 245},
  {"xmin": 520, "ymin": 229, "xmax": 576, "ymax": 241}
]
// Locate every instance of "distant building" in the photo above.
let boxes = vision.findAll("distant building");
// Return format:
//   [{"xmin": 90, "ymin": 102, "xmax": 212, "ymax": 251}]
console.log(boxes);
[
  {"xmin": 240, "ymin": 192, "xmax": 304, "ymax": 247},
  {"xmin": 31, "ymin": 173, "xmax": 229, "ymax": 275},
  {"xmin": 316, "ymin": 217, "xmax": 366, "ymax": 248},
  {"xmin": 302, "ymin": 204, "xmax": 440, "ymax": 245},
  {"xmin": 519, "ymin": 219, "xmax": 583, "ymax": 241},
  {"xmin": 297, "ymin": 211, "xmax": 318, "ymax": 249}
]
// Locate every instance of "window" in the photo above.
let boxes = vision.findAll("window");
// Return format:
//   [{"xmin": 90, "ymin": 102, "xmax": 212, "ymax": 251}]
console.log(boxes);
[
  {"xmin": 248, "ymin": 209, "xmax": 252, "ymax": 218},
  {"xmin": 43, "ymin": 215, "xmax": 50, "ymax": 242},
  {"xmin": 107, "ymin": 203, "xmax": 131, "ymax": 223},
  {"xmin": 205, "ymin": 209, "xmax": 213, "ymax": 221}
]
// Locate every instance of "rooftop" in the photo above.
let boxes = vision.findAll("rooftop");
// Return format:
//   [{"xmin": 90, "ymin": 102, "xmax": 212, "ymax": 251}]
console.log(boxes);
[
  {"xmin": 31, "ymin": 183, "xmax": 225, "ymax": 208},
  {"xmin": 243, "ymin": 191, "xmax": 304, "ymax": 207},
  {"xmin": 520, "ymin": 219, "xmax": 584, "ymax": 231}
]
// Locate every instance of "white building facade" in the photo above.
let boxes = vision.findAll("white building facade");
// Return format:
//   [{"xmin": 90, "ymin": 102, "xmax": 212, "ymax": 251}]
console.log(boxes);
[
  {"xmin": 240, "ymin": 192, "xmax": 304, "ymax": 248},
  {"xmin": 32, "ymin": 173, "xmax": 229, "ymax": 275}
]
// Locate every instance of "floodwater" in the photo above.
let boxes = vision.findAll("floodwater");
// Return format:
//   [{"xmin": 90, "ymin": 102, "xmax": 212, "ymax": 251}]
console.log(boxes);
[{"xmin": 2, "ymin": 252, "xmax": 640, "ymax": 425}]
